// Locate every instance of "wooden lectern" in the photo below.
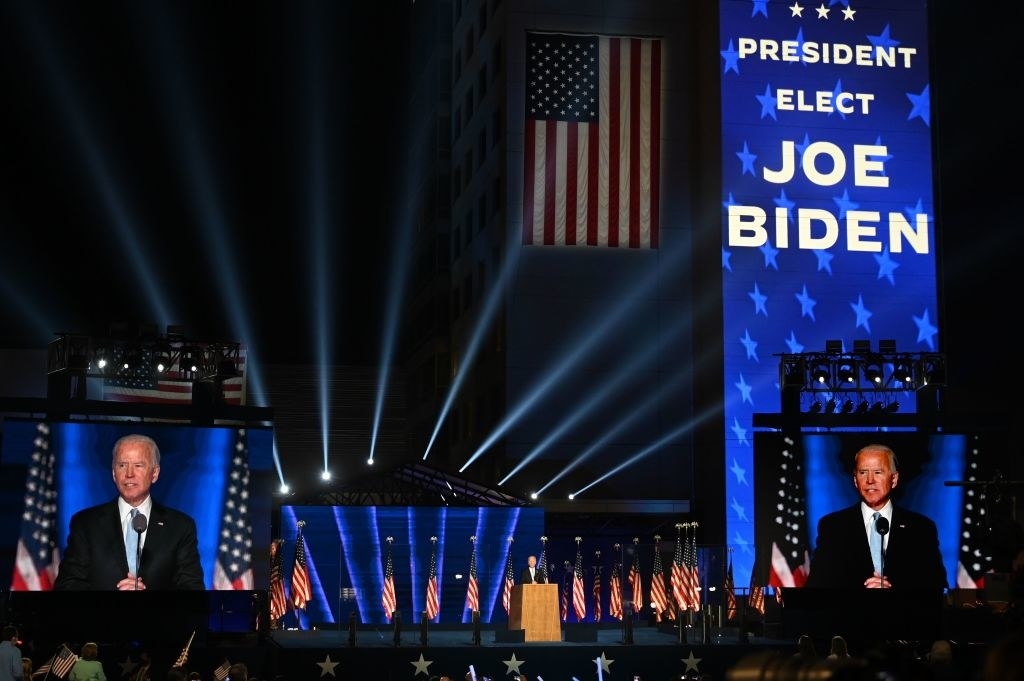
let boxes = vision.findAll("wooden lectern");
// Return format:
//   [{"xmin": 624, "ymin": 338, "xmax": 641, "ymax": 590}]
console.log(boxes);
[{"xmin": 509, "ymin": 583, "xmax": 561, "ymax": 641}]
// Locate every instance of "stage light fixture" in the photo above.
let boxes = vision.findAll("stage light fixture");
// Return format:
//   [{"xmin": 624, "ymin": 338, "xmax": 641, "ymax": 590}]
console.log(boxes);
[
  {"xmin": 838, "ymin": 363, "xmax": 856, "ymax": 384},
  {"xmin": 807, "ymin": 401, "xmax": 823, "ymax": 414},
  {"xmin": 893, "ymin": 359, "xmax": 914, "ymax": 385},
  {"xmin": 841, "ymin": 399, "xmax": 854, "ymax": 414},
  {"xmin": 825, "ymin": 339, "xmax": 843, "ymax": 354},
  {"xmin": 863, "ymin": 360, "xmax": 884, "ymax": 386},
  {"xmin": 811, "ymin": 363, "xmax": 831, "ymax": 385},
  {"xmin": 855, "ymin": 399, "xmax": 870, "ymax": 414},
  {"xmin": 869, "ymin": 401, "xmax": 885, "ymax": 413},
  {"xmin": 825, "ymin": 398, "xmax": 837, "ymax": 413},
  {"xmin": 853, "ymin": 339, "xmax": 871, "ymax": 354},
  {"xmin": 885, "ymin": 401, "xmax": 900, "ymax": 413},
  {"xmin": 321, "ymin": 470, "xmax": 331, "ymax": 481}
]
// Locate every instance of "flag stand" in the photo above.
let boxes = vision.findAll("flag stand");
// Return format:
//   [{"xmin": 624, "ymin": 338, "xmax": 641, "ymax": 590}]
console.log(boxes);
[
  {"xmin": 471, "ymin": 610, "xmax": 481, "ymax": 646},
  {"xmin": 392, "ymin": 610, "xmax": 402, "ymax": 646}
]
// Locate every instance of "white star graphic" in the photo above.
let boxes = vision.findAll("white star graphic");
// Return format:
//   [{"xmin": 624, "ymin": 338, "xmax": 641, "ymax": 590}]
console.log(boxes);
[
  {"xmin": 316, "ymin": 654, "xmax": 339, "ymax": 678},
  {"xmin": 683, "ymin": 650, "xmax": 702, "ymax": 672},
  {"xmin": 503, "ymin": 653, "xmax": 525, "ymax": 675},
  {"xmin": 598, "ymin": 652, "xmax": 615, "ymax": 673},
  {"xmin": 411, "ymin": 653, "xmax": 433, "ymax": 677},
  {"xmin": 789, "ymin": 2, "xmax": 803, "ymax": 17}
]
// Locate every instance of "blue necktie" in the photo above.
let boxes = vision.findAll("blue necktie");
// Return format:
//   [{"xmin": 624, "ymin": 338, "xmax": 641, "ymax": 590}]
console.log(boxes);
[
  {"xmin": 870, "ymin": 512, "xmax": 882, "ymax": 574},
  {"xmin": 126, "ymin": 508, "xmax": 139, "ymax": 574}
]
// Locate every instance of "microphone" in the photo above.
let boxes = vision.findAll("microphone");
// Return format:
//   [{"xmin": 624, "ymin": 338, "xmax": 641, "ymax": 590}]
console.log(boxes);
[
  {"xmin": 875, "ymin": 516, "xmax": 889, "ymax": 587},
  {"xmin": 132, "ymin": 512, "xmax": 148, "ymax": 590}
]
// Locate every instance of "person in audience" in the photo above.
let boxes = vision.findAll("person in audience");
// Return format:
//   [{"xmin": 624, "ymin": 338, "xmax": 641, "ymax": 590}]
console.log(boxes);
[
  {"xmin": 68, "ymin": 642, "xmax": 106, "ymax": 681},
  {"xmin": 54, "ymin": 434, "xmax": 205, "ymax": 591},
  {"xmin": 805, "ymin": 444, "xmax": 947, "ymax": 589},
  {"xmin": 0, "ymin": 626, "xmax": 21, "ymax": 681},
  {"xmin": 793, "ymin": 634, "xmax": 818, "ymax": 661},
  {"xmin": 165, "ymin": 669, "xmax": 187, "ymax": 681},
  {"xmin": 827, "ymin": 635, "xmax": 850, "ymax": 660},
  {"xmin": 984, "ymin": 629, "xmax": 1024, "ymax": 681},
  {"xmin": 20, "ymin": 658, "xmax": 31, "ymax": 681},
  {"xmin": 227, "ymin": 662, "xmax": 248, "ymax": 681}
]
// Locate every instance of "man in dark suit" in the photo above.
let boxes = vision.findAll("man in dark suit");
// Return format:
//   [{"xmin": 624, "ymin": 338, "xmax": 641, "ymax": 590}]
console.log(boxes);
[
  {"xmin": 520, "ymin": 555, "xmax": 545, "ymax": 584},
  {"xmin": 54, "ymin": 433, "xmax": 205, "ymax": 591},
  {"xmin": 805, "ymin": 443, "xmax": 947, "ymax": 589}
]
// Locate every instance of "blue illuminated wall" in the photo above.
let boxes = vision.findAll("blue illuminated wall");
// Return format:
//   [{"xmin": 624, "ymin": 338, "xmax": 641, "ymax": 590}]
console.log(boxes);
[
  {"xmin": 719, "ymin": 0, "xmax": 938, "ymax": 588},
  {"xmin": 0, "ymin": 419, "xmax": 275, "ymax": 590},
  {"xmin": 278, "ymin": 505, "xmax": 545, "ymax": 628}
]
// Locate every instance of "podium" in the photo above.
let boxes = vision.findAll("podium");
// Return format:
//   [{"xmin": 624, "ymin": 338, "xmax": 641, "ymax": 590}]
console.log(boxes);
[{"xmin": 509, "ymin": 583, "xmax": 561, "ymax": 641}]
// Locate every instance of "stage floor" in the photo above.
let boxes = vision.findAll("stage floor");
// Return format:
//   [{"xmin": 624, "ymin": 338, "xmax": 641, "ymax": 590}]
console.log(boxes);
[{"xmin": 233, "ymin": 623, "xmax": 794, "ymax": 681}]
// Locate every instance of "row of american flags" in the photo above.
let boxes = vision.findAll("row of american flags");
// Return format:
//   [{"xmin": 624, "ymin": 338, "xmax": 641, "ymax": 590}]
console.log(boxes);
[
  {"xmin": 11, "ymin": 423, "xmax": 253, "ymax": 592},
  {"xmin": 269, "ymin": 528, "xmax": 770, "ymax": 626}
]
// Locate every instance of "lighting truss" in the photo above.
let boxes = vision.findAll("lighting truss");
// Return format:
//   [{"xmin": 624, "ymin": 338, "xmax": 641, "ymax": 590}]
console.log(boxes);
[
  {"xmin": 778, "ymin": 350, "xmax": 946, "ymax": 395},
  {"xmin": 47, "ymin": 330, "xmax": 242, "ymax": 385}
]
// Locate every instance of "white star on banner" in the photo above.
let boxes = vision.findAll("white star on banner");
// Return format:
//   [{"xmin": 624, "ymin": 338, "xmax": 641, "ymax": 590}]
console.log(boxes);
[
  {"xmin": 598, "ymin": 652, "xmax": 615, "ymax": 673},
  {"xmin": 503, "ymin": 653, "xmax": 525, "ymax": 675},
  {"xmin": 411, "ymin": 654, "xmax": 433, "ymax": 677},
  {"xmin": 683, "ymin": 651, "xmax": 702, "ymax": 672},
  {"xmin": 316, "ymin": 655, "xmax": 339, "ymax": 678}
]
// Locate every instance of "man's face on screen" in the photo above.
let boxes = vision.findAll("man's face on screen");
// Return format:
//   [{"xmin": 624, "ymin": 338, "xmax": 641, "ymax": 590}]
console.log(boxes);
[
  {"xmin": 853, "ymin": 448, "xmax": 898, "ymax": 511},
  {"xmin": 112, "ymin": 439, "xmax": 160, "ymax": 506}
]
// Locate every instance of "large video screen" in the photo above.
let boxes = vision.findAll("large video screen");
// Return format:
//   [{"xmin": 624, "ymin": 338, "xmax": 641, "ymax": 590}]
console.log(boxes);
[
  {"xmin": 278, "ymin": 505, "xmax": 545, "ymax": 628},
  {"xmin": 0, "ymin": 418, "xmax": 275, "ymax": 591},
  {"xmin": 754, "ymin": 430, "xmax": 1012, "ymax": 591},
  {"xmin": 719, "ymin": 0, "xmax": 939, "ymax": 591}
]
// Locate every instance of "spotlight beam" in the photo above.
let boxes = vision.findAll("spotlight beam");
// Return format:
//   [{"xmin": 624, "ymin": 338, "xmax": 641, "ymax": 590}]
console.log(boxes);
[
  {"xmin": 18, "ymin": 7, "xmax": 173, "ymax": 325},
  {"xmin": 421, "ymin": 241, "xmax": 523, "ymax": 460},
  {"xmin": 570, "ymin": 405, "xmax": 719, "ymax": 498},
  {"xmin": 499, "ymin": 318, "xmax": 685, "ymax": 485},
  {"xmin": 536, "ymin": 369, "xmax": 688, "ymax": 494},
  {"xmin": 130, "ymin": 3, "xmax": 271, "ymax": 419},
  {"xmin": 460, "ymin": 245, "xmax": 687, "ymax": 473}
]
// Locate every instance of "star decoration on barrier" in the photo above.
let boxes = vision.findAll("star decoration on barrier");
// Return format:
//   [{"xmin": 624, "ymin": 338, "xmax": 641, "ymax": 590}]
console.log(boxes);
[
  {"xmin": 683, "ymin": 650, "xmax": 702, "ymax": 672},
  {"xmin": 411, "ymin": 654, "xmax": 433, "ymax": 677},
  {"xmin": 598, "ymin": 652, "xmax": 615, "ymax": 673},
  {"xmin": 316, "ymin": 654, "xmax": 339, "ymax": 678},
  {"xmin": 503, "ymin": 653, "xmax": 525, "ymax": 675},
  {"xmin": 118, "ymin": 657, "xmax": 138, "ymax": 676}
]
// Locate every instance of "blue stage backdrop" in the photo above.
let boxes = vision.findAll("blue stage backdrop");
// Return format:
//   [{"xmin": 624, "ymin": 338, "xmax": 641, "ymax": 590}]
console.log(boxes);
[
  {"xmin": 754, "ymin": 430, "xmax": 1008, "ymax": 591},
  {"xmin": 278, "ymin": 505, "xmax": 546, "ymax": 628},
  {"xmin": 0, "ymin": 418, "xmax": 276, "ymax": 591}
]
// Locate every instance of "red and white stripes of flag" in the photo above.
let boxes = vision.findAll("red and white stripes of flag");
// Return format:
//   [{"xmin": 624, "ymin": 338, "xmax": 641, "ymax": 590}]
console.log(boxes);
[
  {"xmin": 425, "ymin": 536, "xmax": 440, "ymax": 620},
  {"xmin": 465, "ymin": 535, "xmax": 479, "ymax": 614}
]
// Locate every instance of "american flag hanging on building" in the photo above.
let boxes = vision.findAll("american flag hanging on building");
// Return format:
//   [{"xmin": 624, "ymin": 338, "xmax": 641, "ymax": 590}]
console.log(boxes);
[
  {"xmin": 269, "ymin": 539, "xmax": 287, "ymax": 623},
  {"xmin": 608, "ymin": 548, "xmax": 623, "ymax": 620},
  {"xmin": 572, "ymin": 539, "xmax": 586, "ymax": 621},
  {"xmin": 103, "ymin": 345, "xmax": 246, "ymax": 405},
  {"xmin": 382, "ymin": 536, "xmax": 397, "ymax": 620},
  {"xmin": 670, "ymin": 526, "xmax": 687, "ymax": 612},
  {"xmin": 685, "ymin": 525, "xmax": 701, "ymax": 612},
  {"xmin": 213, "ymin": 429, "xmax": 252, "ymax": 590},
  {"xmin": 11, "ymin": 422, "xmax": 60, "ymax": 591},
  {"xmin": 425, "ymin": 536, "xmax": 440, "ymax": 621},
  {"xmin": 465, "ymin": 536, "xmax": 479, "ymax": 613},
  {"xmin": 628, "ymin": 539, "xmax": 643, "ymax": 614},
  {"xmin": 290, "ymin": 521, "xmax": 311, "ymax": 611},
  {"xmin": 592, "ymin": 552, "xmax": 602, "ymax": 622},
  {"xmin": 650, "ymin": 536, "xmax": 671, "ymax": 621},
  {"xmin": 725, "ymin": 555, "xmax": 737, "ymax": 621},
  {"xmin": 502, "ymin": 541, "xmax": 515, "ymax": 614},
  {"xmin": 523, "ymin": 31, "xmax": 662, "ymax": 248}
]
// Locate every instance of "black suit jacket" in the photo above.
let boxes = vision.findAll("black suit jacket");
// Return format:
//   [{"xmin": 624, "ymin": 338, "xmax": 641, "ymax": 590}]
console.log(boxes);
[
  {"xmin": 805, "ymin": 504, "xmax": 947, "ymax": 589},
  {"xmin": 54, "ymin": 498, "xmax": 205, "ymax": 590},
  {"xmin": 520, "ymin": 567, "xmax": 545, "ymax": 584}
]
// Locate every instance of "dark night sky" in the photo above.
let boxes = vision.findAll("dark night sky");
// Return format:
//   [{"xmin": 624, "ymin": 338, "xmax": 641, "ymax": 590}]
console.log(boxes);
[{"xmin": 0, "ymin": 1, "xmax": 1018, "ymax": 382}]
